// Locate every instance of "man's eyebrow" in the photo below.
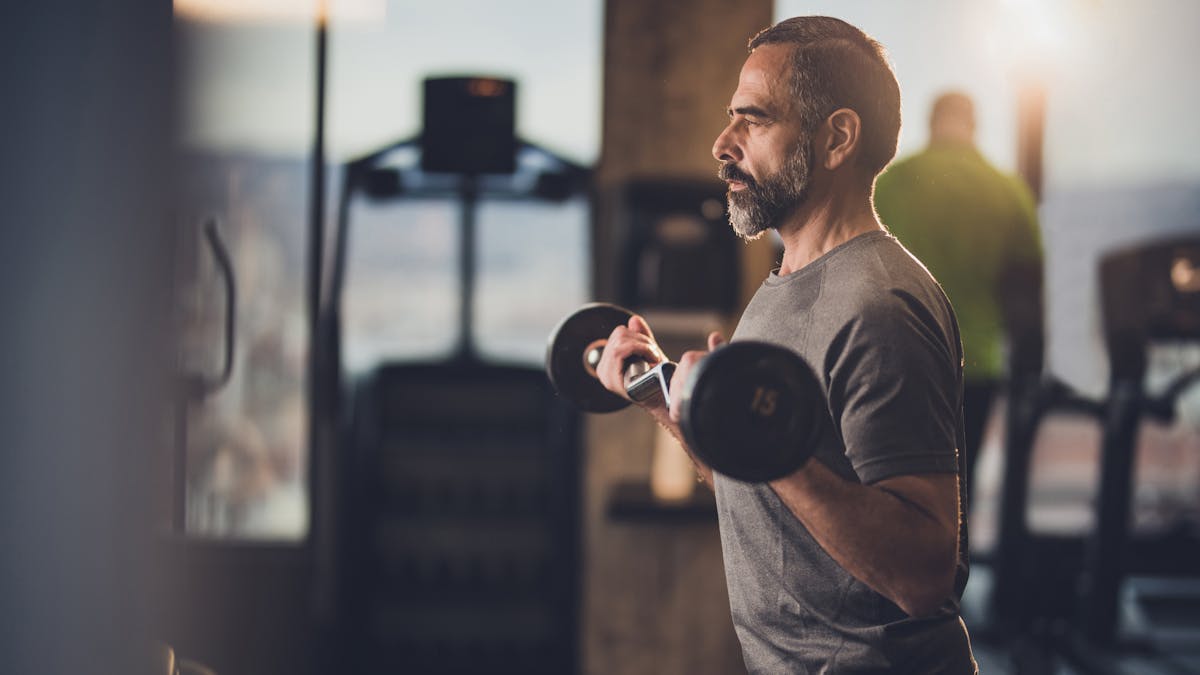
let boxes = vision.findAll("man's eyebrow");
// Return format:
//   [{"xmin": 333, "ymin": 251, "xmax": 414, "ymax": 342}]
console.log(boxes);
[{"xmin": 727, "ymin": 105, "xmax": 772, "ymax": 119}]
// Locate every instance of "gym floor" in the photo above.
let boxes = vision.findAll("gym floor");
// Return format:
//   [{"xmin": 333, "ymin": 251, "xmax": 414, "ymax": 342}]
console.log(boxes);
[{"xmin": 961, "ymin": 396, "xmax": 1200, "ymax": 674}]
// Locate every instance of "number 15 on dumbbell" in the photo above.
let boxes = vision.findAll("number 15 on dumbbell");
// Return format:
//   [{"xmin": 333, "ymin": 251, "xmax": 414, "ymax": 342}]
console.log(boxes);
[{"xmin": 545, "ymin": 303, "xmax": 823, "ymax": 483}]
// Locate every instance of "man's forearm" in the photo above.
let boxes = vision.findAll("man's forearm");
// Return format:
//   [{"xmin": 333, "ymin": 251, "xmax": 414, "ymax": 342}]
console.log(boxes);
[
  {"xmin": 769, "ymin": 461, "xmax": 959, "ymax": 617},
  {"xmin": 646, "ymin": 406, "xmax": 714, "ymax": 490}
]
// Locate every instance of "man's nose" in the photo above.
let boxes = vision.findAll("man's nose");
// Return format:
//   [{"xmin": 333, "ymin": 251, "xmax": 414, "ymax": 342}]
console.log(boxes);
[{"xmin": 712, "ymin": 124, "xmax": 742, "ymax": 163}]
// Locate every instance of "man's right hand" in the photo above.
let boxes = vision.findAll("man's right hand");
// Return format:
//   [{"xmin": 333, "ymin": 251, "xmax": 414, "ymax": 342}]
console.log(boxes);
[
  {"xmin": 595, "ymin": 315, "xmax": 721, "ymax": 488},
  {"xmin": 594, "ymin": 315, "xmax": 667, "ymax": 413}
]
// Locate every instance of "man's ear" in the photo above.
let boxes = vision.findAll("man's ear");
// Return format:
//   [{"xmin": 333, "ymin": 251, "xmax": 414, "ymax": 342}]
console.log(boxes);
[{"xmin": 822, "ymin": 108, "xmax": 862, "ymax": 171}]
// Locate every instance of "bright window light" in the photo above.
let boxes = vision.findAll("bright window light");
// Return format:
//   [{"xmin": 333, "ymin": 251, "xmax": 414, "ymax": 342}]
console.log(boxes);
[{"xmin": 174, "ymin": 0, "xmax": 385, "ymax": 23}]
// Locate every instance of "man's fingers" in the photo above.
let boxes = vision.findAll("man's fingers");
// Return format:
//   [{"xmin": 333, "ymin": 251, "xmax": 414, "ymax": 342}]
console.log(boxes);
[
  {"xmin": 608, "ymin": 326, "xmax": 664, "ymax": 364},
  {"xmin": 707, "ymin": 331, "xmax": 726, "ymax": 352},
  {"xmin": 595, "ymin": 324, "xmax": 665, "ymax": 398},
  {"xmin": 627, "ymin": 315, "xmax": 656, "ymax": 341},
  {"xmin": 669, "ymin": 350, "xmax": 706, "ymax": 422}
]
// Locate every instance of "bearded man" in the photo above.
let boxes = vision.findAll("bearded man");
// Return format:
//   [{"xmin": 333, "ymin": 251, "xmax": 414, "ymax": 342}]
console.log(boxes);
[{"xmin": 596, "ymin": 16, "xmax": 978, "ymax": 674}]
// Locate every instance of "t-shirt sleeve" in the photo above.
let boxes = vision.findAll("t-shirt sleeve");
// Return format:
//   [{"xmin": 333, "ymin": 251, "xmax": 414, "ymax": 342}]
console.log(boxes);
[{"xmin": 824, "ymin": 291, "xmax": 961, "ymax": 484}]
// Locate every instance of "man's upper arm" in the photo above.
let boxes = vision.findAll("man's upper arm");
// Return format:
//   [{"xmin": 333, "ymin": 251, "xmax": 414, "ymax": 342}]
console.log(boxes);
[{"xmin": 827, "ymin": 295, "xmax": 961, "ymax": 485}]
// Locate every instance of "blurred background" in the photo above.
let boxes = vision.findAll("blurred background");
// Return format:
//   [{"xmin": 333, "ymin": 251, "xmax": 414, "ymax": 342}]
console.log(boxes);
[{"xmin": 2, "ymin": 0, "xmax": 1198, "ymax": 673}]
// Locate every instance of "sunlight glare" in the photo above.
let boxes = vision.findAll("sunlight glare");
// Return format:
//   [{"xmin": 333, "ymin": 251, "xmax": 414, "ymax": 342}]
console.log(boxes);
[
  {"xmin": 989, "ymin": 0, "xmax": 1079, "ymax": 77},
  {"xmin": 174, "ymin": 0, "xmax": 385, "ymax": 23}
]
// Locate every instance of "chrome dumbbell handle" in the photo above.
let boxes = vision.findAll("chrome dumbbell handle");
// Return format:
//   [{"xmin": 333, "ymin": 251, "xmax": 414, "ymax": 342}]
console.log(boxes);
[
  {"xmin": 582, "ymin": 344, "xmax": 675, "ymax": 406},
  {"xmin": 624, "ymin": 360, "xmax": 677, "ymax": 406}
]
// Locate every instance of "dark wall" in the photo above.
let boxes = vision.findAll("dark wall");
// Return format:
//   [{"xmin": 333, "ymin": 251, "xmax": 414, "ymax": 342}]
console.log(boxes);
[{"xmin": 0, "ymin": 2, "xmax": 175, "ymax": 674}]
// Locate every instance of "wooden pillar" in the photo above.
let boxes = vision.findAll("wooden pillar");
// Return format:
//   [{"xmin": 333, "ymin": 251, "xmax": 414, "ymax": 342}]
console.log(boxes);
[
  {"xmin": 583, "ymin": 2, "xmax": 772, "ymax": 674},
  {"xmin": 1016, "ymin": 79, "xmax": 1046, "ymax": 204},
  {"xmin": 594, "ymin": 0, "xmax": 776, "ymax": 306}
]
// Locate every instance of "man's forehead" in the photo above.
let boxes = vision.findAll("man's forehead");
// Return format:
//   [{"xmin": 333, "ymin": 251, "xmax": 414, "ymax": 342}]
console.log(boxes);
[{"xmin": 732, "ymin": 44, "xmax": 793, "ymax": 110}]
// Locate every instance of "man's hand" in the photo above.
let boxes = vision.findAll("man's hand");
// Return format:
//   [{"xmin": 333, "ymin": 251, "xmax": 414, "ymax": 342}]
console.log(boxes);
[
  {"xmin": 596, "ymin": 320, "xmax": 725, "ymax": 488},
  {"xmin": 594, "ymin": 315, "xmax": 667, "ymax": 409},
  {"xmin": 667, "ymin": 331, "xmax": 726, "ymax": 424}
]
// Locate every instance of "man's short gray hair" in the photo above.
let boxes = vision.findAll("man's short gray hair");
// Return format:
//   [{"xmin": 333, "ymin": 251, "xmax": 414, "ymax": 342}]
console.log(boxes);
[{"xmin": 749, "ymin": 16, "xmax": 902, "ymax": 177}]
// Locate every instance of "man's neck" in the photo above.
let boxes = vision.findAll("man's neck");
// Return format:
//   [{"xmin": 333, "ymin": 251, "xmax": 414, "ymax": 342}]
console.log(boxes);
[{"xmin": 775, "ymin": 184, "xmax": 883, "ymax": 276}]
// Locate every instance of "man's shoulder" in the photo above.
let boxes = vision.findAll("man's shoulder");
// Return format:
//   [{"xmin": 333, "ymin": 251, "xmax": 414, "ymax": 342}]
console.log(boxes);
[
  {"xmin": 875, "ymin": 152, "xmax": 922, "ymax": 192},
  {"xmin": 881, "ymin": 147, "xmax": 933, "ymax": 171},
  {"xmin": 878, "ymin": 145, "xmax": 959, "ymax": 177},
  {"xmin": 743, "ymin": 234, "xmax": 951, "ymax": 336},
  {"xmin": 823, "ymin": 236, "xmax": 956, "ymax": 334},
  {"xmin": 824, "ymin": 232, "xmax": 936, "ymax": 292},
  {"xmin": 881, "ymin": 144, "xmax": 999, "ymax": 181}
]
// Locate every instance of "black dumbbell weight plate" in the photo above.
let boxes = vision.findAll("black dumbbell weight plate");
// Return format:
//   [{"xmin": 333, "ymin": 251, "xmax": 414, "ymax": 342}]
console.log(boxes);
[
  {"xmin": 679, "ymin": 341, "xmax": 820, "ymax": 482},
  {"xmin": 546, "ymin": 303, "xmax": 634, "ymax": 413}
]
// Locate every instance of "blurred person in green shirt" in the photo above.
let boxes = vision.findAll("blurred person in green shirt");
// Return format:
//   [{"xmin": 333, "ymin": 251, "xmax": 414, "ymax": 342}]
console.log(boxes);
[{"xmin": 874, "ymin": 91, "xmax": 1044, "ymax": 502}]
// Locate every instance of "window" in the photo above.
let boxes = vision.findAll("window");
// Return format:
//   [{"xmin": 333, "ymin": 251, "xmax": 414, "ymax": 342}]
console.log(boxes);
[
  {"xmin": 333, "ymin": 1, "xmax": 602, "ymax": 370},
  {"xmin": 342, "ymin": 199, "xmax": 461, "ymax": 370},
  {"xmin": 171, "ymin": 0, "xmax": 603, "ymax": 538},
  {"xmin": 475, "ymin": 198, "xmax": 592, "ymax": 365},
  {"xmin": 173, "ymin": 16, "xmax": 316, "ymax": 539}
]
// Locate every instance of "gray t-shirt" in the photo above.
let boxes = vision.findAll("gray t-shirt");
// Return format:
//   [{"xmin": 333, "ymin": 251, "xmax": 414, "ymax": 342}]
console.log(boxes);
[{"xmin": 719, "ymin": 230, "xmax": 975, "ymax": 674}]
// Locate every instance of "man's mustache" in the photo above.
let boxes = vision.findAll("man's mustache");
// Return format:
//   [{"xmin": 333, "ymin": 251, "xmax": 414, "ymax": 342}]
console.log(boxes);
[{"xmin": 718, "ymin": 163, "xmax": 756, "ymax": 188}]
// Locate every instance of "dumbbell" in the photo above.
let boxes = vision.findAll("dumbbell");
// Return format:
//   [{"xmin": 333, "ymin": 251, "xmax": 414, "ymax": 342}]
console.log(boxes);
[{"xmin": 545, "ymin": 303, "xmax": 824, "ymax": 482}]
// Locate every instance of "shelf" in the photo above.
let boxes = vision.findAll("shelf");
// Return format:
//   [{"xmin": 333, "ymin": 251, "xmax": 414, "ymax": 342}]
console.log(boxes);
[{"xmin": 605, "ymin": 480, "xmax": 717, "ymax": 523}]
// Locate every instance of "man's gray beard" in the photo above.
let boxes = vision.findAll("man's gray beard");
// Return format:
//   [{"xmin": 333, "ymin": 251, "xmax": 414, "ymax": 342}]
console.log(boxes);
[{"xmin": 727, "ymin": 142, "xmax": 812, "ymax": 241}]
